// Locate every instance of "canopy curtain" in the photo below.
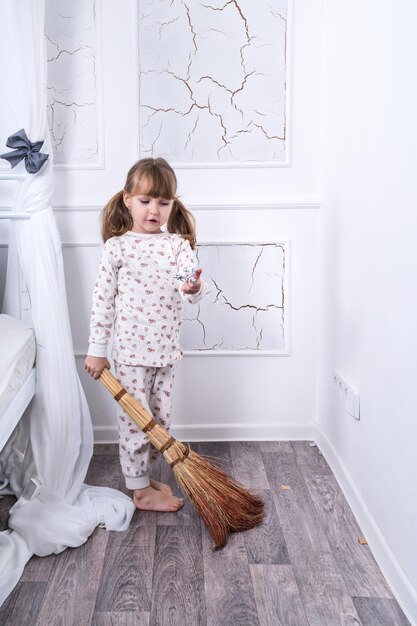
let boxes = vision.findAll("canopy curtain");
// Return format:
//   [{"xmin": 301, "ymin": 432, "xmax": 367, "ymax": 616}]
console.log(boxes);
[{"xmin": 0, "ymin": 1, "xmax": 134, "ymax": 605}]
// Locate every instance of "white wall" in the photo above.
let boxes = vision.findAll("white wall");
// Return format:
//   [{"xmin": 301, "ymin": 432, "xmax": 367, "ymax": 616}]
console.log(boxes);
[
  {"xmin": 38, "ymin": 0, "xmax": 324, "ymax": 442},
  {"xmin": 0, "ymin": 0, "xmax": 323, "ymax": 442},
  {"xmin": 317, "ymin": 1, "xmax": 417, "ymax": 621}
]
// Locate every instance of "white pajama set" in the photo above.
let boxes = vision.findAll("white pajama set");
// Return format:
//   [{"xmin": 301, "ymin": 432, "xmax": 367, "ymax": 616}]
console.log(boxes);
[{"xmin": 87, "ymin": 231, "xmax": 204, "ymax": 489}]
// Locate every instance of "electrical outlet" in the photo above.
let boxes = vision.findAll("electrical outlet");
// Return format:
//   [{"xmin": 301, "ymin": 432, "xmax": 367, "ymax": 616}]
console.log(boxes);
[{"xmin": 333, "ymin": 370, "xmax": 360, "ymax": 420}]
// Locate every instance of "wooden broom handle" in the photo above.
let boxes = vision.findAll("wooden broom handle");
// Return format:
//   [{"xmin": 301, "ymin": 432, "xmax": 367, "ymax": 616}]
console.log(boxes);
[
  {"xmin": 98, "ymin": 367, "xmax": 124, "ymax": 397},
  {"xmin": 98, "ymin": 367, "xmax": 154, "ymax": 432},
  {"xmin": 98, "ymin": 367, "xmax": 186, "ymax": 463}
]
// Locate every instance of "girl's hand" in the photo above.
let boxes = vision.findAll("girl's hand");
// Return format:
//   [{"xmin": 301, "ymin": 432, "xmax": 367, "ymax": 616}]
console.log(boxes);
[
  {"xmin": 84, "ymin": 355, "xmax": 110, "ymax": 379},
  {"xmin": 182, "ymin": 268, "xmax": 203, "ymax": 295}
]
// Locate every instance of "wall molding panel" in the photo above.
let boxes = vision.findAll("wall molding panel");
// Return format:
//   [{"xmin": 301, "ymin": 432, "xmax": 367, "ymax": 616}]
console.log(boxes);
[
  {"xmin": 184, "ymin": 241, "xmax": 290, "ymax": 354},
  {"xmin": 46, "ymin": 0, "xmax": 104, "ymax": 169},
  {"xmin": 52, "ymin": 199, "xmax": 321, "ymax": 212},
  {"xmin": 62, "ymin": 237, "xmax": 291, "ymax": 357},
  {"xmin": 138, "ymin": 0, "xmax": 293, "ymax": 167}
]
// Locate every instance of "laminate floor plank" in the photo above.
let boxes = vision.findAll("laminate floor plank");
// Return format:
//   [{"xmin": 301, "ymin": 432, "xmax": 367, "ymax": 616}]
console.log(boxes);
[
  {"xmin": 105, "ymin": 506, "xmax": 156, "ymax": 550},
  {"xmin": 35, "ymin": 526, "xmax": 108, "ymax": 626},
  {"xmin": 0, "ymin": 495, "xmax": 15, "ymax": 531},
  {"xmin": 95, "ymin": 523, "xmax": 156, "ymax": 612},
  {"xmin": 203, "ymin": 530, "xmax": 259, "ymax": 626},
  {"xmin": 92, "ymin": 611, "xmax": 150, "ymax": 625},
  {"xmin": 291, "ymin": 440, "xmax": 333, "ymax": 476},
  {"xmin": 250, "ymin": 564, "xmax": 309, "ymax": 626},
  {"xmin": 150, "ymin": 525, "xmax": 206, "ymax": 626},
  {"xmin": 0, "ymin": 581, "xmax": 47, "ymax": 626},
  {"xmin": 353, "ymin": 596, "xmax": 411, "ymax": 626},
  {"xmin": 243, "ymin": 489, "xmax": 290, "ymax": 565},
  {"xmin": 20, "ymin": 553, "xmax": 57, "ymax": 582},
  {"xmin": 93, "ymin": 444, "xmax": 119, "ymax": 456},
  {"xmin": 230, "ymin": 441, "xmax": 270, "ymax": 490},
  {"xmin": 262, "ymin": 447, "xmax": 363, "ymax": 626},
  {"xmin": 259, "ymin": 441, "xmax": 292, "ymax": 453},
  {"xmin": 302, "ymin": 470, "xmax": 393, "ymax": 598},
  {"xmin": 193, "ymin": 441, "xmax": 235, "ymax": 477},
  {"xmin": 86, "ymin": 454, "xmax": 123, "ymax": 490}
]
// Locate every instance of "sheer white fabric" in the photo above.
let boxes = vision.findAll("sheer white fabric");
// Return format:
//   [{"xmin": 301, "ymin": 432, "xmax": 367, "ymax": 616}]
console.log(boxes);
[{"xmin": 0, "ymin": 1, "xmax": 134, "ymax": 605}]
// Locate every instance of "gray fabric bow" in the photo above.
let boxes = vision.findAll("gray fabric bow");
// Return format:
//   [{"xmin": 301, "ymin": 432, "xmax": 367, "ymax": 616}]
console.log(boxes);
[{"xmin": 0, "ymin": 128, "xmax": 49, "ymax": 174}]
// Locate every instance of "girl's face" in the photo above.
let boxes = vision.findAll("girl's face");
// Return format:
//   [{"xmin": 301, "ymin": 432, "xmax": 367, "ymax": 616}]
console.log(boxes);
[{"xmin": 123, "ymin": 179, "xmax": 174, "ymax": 234}]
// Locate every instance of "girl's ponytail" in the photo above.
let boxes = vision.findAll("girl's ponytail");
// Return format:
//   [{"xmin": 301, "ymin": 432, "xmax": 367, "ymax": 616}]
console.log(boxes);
[
  {"xmin": 167, "ymin": 198, "xmax": 197, "ymax": 249},
  {"xmin": 100, "ymin": 190, "xmax": 133, "ymax": 242}
]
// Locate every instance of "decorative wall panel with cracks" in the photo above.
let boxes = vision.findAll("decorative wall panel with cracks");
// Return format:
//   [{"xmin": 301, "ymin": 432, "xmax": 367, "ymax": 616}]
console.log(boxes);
[
  {"xmin": 181, "ymin": 242, "xmax": 289, "ymax": 353},
  {"xmin": 45, "ymin": 0, "xmax": 102, "ymax": 168},
  {"xmin": 139, "ymin": 0, "xmax": 289, "ymax": 166}
]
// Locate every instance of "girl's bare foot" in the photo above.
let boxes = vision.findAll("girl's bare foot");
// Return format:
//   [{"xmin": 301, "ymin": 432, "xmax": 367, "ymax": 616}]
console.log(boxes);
[
  {"xmin": 133, "ymin": 486, "xmax": 184, "ymax": 512},
  {"xmin": 149, "ymin": 479, "xmax": 173, "ymax": 495}
]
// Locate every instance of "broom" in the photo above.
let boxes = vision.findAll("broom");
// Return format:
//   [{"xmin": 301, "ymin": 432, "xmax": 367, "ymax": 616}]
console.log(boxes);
[{"xmin": 98, "ymin": 368, "xmax": 265, "ymax": 549}]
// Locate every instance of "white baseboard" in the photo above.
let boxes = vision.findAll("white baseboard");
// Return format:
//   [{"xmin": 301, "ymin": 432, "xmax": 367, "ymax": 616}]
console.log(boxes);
[
  {"xmin": 314, "ymin": 424, "xmax": 417, "ymax": 626},
  {"xmin": 93, "ymin": 422, "xmax": 315, "ymax": 444}
]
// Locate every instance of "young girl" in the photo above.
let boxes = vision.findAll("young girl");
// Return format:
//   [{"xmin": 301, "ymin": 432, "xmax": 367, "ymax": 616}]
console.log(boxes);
[{"xmin": 84, "ymin": 157, "xmax": 204, "ymax": 513}]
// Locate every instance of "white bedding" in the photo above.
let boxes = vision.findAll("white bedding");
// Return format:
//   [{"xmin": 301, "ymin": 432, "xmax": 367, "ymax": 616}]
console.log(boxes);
[{"xmin": 0, "ymin": 315, "xmax": 36, "ymax": 416}]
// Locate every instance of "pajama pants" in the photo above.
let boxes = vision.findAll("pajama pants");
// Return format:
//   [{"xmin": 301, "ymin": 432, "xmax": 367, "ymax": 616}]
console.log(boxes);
[{"xmin": 114, "ymin": 362, "xmax": 176, "ymax": 490}]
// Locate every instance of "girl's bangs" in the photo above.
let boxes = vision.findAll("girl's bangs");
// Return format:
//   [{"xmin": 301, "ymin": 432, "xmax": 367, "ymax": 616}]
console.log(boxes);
[{"xmin": 133, "ymin": 169, "xmax": 175, "ymax": 200}]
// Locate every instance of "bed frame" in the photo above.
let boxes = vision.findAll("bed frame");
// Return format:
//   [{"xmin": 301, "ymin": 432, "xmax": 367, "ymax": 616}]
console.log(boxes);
[
  {"xmin": 0, "ymin": 370, "xmax": 36, "ymax": 451},
  {"xmin": 0, "ymin": 173, "xmax": 36, "ymax": 452}
]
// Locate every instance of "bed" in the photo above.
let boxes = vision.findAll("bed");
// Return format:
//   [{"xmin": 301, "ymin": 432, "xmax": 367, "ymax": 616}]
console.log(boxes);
[
  {"xmin": 0, "ymin": 314, "xmax": 36, "ymax": 452},
  {"xmin": 0, "ymin": 182, "xmax": 36, "ymax": 455}
]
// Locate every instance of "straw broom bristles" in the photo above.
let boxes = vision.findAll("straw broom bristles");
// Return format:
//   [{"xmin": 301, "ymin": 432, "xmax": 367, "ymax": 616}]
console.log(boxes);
[{"xmin": 99, "ymin": 368, "xmax": 265, "ymax": 549}]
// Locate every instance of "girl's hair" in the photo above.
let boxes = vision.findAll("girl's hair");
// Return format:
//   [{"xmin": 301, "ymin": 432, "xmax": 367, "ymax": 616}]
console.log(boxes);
[{"xmin": 100, "ymin": 157, "xmax": 196, "ymax": 248}]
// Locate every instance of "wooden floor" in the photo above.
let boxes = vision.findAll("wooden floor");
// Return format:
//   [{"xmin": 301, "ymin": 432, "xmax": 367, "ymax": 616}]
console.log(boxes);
[{"xmin": 0, "ymin": 441, "xmax": 411, "ymax": 626}]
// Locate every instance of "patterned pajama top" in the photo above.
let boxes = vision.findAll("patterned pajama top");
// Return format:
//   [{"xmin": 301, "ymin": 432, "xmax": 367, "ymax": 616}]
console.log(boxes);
[{"xmin": 87, "ymin": 231, "xmax": 204, "ymax": 366}]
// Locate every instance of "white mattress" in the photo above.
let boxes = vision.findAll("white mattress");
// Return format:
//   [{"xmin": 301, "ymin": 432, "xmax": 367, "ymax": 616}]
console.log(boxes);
[{"xmin": 0, "ymin": 314, "xmax": 36, "ymax": 416}]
